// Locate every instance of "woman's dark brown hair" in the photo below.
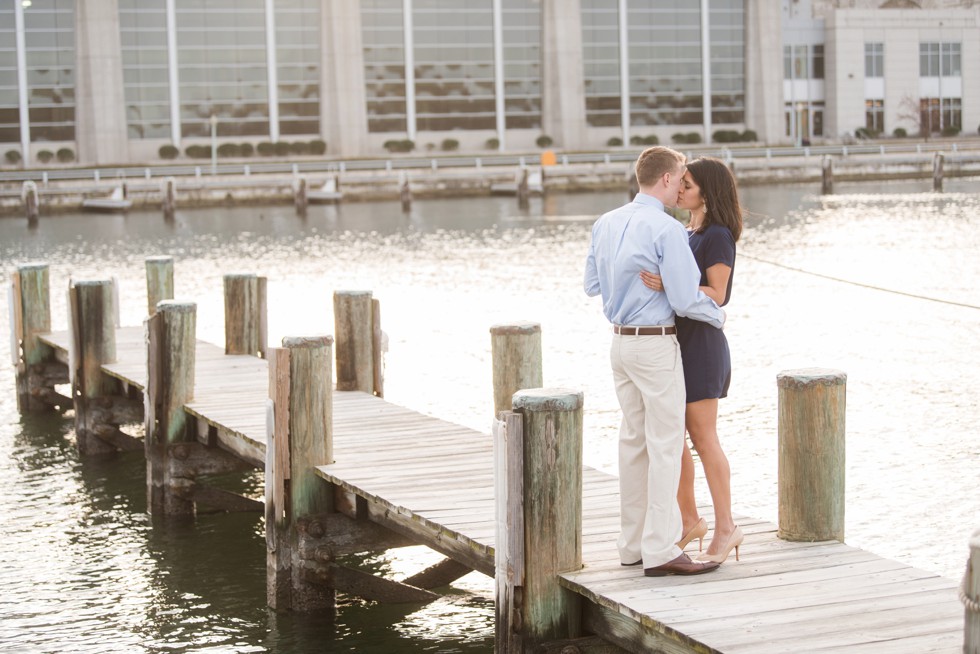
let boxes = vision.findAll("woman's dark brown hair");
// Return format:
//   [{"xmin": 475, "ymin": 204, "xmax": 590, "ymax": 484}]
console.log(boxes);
[{"xmin": 687, "ymin": 157, "xmax": 743, "ymax": 242}]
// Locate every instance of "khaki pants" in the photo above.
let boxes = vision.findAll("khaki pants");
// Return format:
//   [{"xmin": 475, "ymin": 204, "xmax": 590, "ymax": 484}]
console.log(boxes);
[{"xmin": 611, "ymin": 333, "xmax": 686, "ymax": 568}]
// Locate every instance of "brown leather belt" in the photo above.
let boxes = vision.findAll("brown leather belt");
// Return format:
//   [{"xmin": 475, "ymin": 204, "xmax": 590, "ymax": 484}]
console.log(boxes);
[{"xmin": 613, "ymin": 325, "xmax": 676, "ymax": 336}]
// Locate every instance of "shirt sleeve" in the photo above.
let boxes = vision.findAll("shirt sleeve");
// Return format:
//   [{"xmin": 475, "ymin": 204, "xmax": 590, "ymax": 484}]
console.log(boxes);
[
  {"xmin": 584, "ymin": 223, "xmax": 601, "ymax": 297},
  {"xmin": 702, "ymin": 226, "xmax": 736, "ymax": 270},
  {"xmin": 659, "ymin": 222, "xmax": 726, "ymax": 329}
]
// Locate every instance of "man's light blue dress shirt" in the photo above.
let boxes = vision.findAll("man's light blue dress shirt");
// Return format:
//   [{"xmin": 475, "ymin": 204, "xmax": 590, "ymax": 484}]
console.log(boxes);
[{"xmin": 584, "ymin": 193, "xmax": 725, "ymax": 329}]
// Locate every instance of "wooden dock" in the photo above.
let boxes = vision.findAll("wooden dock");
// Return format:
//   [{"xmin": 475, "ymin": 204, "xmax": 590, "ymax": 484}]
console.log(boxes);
[{"xmin": 10, "ymin": 262, "xmax": 976, "ymax": 653}]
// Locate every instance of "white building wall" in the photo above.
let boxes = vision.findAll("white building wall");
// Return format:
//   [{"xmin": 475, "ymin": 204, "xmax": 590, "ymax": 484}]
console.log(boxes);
[{"xmin": 826, "ymin": 8, "xmax": 979, "ymax": 138}]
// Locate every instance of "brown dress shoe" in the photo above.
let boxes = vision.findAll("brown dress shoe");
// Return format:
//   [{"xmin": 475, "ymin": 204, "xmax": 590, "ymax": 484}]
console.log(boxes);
[{"xmin": 644, "ymin": 552, "xmax": 720, "ymax": 577}]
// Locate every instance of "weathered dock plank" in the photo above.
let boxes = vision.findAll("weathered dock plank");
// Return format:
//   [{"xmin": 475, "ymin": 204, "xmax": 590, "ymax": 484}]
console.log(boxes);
[{"xmin": 33, "ymin": 325, "xmax": 964, "ymax": 653}]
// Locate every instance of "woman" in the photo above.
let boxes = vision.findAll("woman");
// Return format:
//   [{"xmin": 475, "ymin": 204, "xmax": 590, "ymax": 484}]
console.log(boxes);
[{"xmin": 639, "ymin": 156, "xmax": 744, "ymax": 563}]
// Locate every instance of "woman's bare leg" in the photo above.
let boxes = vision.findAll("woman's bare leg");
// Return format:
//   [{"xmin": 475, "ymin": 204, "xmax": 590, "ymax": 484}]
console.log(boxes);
[
  {"xmin": 677, "ymin": 439, "xmax": 701, "ymax": 535},
  {"xmin": 686, "ymin": 398, "xmax": 736, "ymax": 556}
]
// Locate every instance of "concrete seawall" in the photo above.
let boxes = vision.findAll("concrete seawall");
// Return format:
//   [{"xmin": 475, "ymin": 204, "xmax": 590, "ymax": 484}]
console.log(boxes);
[{"xmin": 3, "ymin": 147, "xmax": 980, "ymax": 217}]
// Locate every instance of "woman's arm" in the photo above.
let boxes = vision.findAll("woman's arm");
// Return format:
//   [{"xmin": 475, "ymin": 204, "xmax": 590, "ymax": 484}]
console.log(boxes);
[{"xmin": 700, "ymin": 262, "xmax": 731, "ymax": 305}]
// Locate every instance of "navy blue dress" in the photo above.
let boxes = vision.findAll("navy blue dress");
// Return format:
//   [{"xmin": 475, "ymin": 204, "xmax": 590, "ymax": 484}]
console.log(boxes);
[{"xmin": 675, "ymin": 223, "xmax": 735, "ymax": 403}]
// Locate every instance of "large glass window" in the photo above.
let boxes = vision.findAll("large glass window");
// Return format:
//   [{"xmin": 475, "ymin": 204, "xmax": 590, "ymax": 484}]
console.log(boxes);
[
  {"xmin": 502, "ymin": 0, "xmax": 541, "ymax": 129},
  {"xmin": 276, "ymin": 0, "xmax": 320, "ymax": 136},
  {"xmin": 581, "ymin": 0, "xmax": 620, "ymax": 128},
  {"xmin": 628, "ymin": 1, "xmax": 703, "ymax": 127},
  {"xmin": 362, "ymin": 0, "xmax": 406, "ymax": 133},
  {"xmin": 865, "ymin": 43, "xmax": 883, "ymax": 78},
  {"xmin": 24, "ymin": 0, "xmax": 75, "ymax": 142},
  {"xmin": 919, "ymin": 42, "xmax": 958, "ymax": 77},
  {"xmin": 709, "ymin": 0, "xmax": 744, "ymax": 124},
  {"xmin": 175, "ymin": 0, "xmax": 270, "ymax": 139},
  {"xmin": 865, "ymin": 99, "xmax": 884, "ymax": 133},
  {"xmin": 0, "ymin": 5, "xmax": 18, "ymax": 143},
  {"xmin": 119, "ymin": 0, "xmax": 170, "ymax": 140},
  {"xmin": 413, "ymin": 1, "xmax": 495, "ymax": 132}
]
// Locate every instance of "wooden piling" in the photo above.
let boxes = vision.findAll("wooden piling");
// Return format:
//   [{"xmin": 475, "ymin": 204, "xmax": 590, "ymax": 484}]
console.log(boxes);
[
  {"xmin": 22, "ymin": 180, "xmax": 39, "ymax": 221},
  {"xmin": 69, "ymin": 280, "xmax": 118, "ymax": 455},
  {"xmin": 224, "ymin": 273, "xmax": 267, "ymax": 358},
  {"xmin": 400, "ymin": 174, "xmax": 412, "ymax": 213},
  {"xmin": 161, "ymin": 177, "xmax": 176, "ymax": 218},
  {"xmin": 10, "ymin": 262, "xmax": 57, "ymax": 413},
  {"xmin": 966, "ymin": 527, "xmax": 980, "ymax": 652},
  {"xmin": 821, "ymin": 155, "xmax": 833, "ymax": 194},
  {"xmin": 490, "ymin": 321, "xmax": 543, "ymax": 419},
  {"xmin": 776, "ymin": 368, "xmax": 846, "ymax": 542},
  {"xmin": 933, "ymin": 152, "xmax": 944, "ymax": 192},
  {"xmin": 295, "ymin": 175, "xmax": 308, "ymax": 214},
  {"xmin": 267, "ymin": 335, "xmax": 336, "ymax": 612},
  {"xmin": 145, "ymin": 256, "xmax": 174, "ymax": 316},
  {"xmin": 494, "ymin": 410, "xmax": 525, "ymax": 652},
  {"xmin": 508, "ymin": 388, "xmax": 584, "ymax": 649},
  {"xmin": 145, "ymin": 300, "xmax": 197, "ymax": 515},
  {"xmin": 517, "ymin": 168, "xmax": 530, "ymax": 209},
  {"xmin": 334, "ymin": 291, "xmax": 377, "ymax": 395}
]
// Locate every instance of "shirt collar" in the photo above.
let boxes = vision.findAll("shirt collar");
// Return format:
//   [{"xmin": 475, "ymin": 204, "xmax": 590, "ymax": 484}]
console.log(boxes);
[{"xmin": 632, "ymin": 192, "xmax": 665, "ymax": 212}]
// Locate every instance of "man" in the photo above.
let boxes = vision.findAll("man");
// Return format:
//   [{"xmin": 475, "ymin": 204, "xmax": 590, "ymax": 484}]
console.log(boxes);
[{"xmin": 584, "ymin": 146, "xmax": 725, "ymax": 577}]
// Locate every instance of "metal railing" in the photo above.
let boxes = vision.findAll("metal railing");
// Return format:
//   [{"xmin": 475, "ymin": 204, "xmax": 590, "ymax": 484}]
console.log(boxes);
[{"xmin": 2, "ymin": 141, "xmax": 976, "ymax": 185}]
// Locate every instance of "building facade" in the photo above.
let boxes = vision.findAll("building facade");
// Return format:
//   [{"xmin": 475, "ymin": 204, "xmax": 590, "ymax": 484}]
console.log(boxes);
[{"xmin": 0, "ymin": 0, "xmax": 976, "ymax": 166}]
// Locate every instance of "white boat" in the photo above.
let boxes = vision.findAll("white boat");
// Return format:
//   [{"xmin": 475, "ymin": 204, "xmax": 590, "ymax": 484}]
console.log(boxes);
[
  {"xmin": 307, "ymin": 177, "xmax": 343, "ymax": 203},
  {"xmin": 82, "ymin": 186, "xmax": 132, "ymax": 212},
  {"xmin": 490, "ymin": 167, "xmax": 544, "ymax": 196}
]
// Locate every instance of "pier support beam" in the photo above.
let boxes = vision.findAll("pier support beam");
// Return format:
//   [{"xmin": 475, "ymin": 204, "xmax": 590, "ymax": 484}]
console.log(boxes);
[
  {"xmin": 145, "ymin": 256, "xmax": 174, "ymax": 316},
  {"xmin": 69, "ymin": 279, "xmax": 119, "ymax": 455},
  {"xmin": 490, "ymin": 321, "xmax": 542, "ymax": 419},
  {"xmin": 267, "ymin": 335, "xmax": 336, "ymax": 612},
  {"xmin": 499, "ymin": 388, "xmax": 584, "ymax": 651},
  {"xmin": 966, "ymin": 527, "xmax": 980, "ymax": 652},
  {"xmin": 777, "ymin": 368, "xmax": 846, "ymax": 542},
  {"xmin": 334, "ymin": 290, "xmax": 383, "ymax": 396},
  {"xmin": 821, "ymin": 156, "xmax": 833, "ymax": 195},
  {"xmin": 145, "ymin": 301, "xmax": 197, "ymax": 515},
  {"xmin": 10, "ymin": 263, "xmax": 63, "ymax": 413},
  {"xmin": 224, "ymin": 273, "xmax": 267, "ymax": 358},
  {"xmin": 933, "ymin": 152, "xmax": 944, "ymax": 192}
]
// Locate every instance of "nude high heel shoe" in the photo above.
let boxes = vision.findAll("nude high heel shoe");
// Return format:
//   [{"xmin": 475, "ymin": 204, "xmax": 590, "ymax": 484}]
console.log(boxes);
[
  {"xmin": 677, "ymin": 518, "xmax": 708, "ymax": 552},
  {"xmin": 697, "ymin": 526, "xmax": 744, "ymax": 563}
]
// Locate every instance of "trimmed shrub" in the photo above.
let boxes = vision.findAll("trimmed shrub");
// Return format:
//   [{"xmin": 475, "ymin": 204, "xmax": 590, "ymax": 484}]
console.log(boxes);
[
  {"xmin": 56, "ymin": 147, "xmax": 74, "ymax": 163},
  {"xmin": 217, "ymin": 143, "xmax": 241, "ymax": 158},
  {"xmin": 713, "ymin": 130, "xmax": 741, "ymax": 143},
  {"xmin": 37, "ymin": 149, "xmax": 54, "ymax": 164},
  {"xmin": 485, "ymin": 137, "xmax": 500, "ymax": 149},
  {"xmin": 941, "ymin": 125, "xmax": 961, "ymax": 137},
  {"xmin": 606, "ymin": 137, "xmax": 623, "ymax": 147},
  {"xmin": 4, "ymin": 149, "xmax": 22, "ymax": 165},
  {"xmin": 671, "ymin": 132, "xmax": 701, "ymax": 144},
  {"xmin": 740, "ymin": 129, "xmax": 758, "ymax": 142},
  {"xmin": 256, "ymin": 142, "xmax": 275, "ymax": 156},
  {"xmin": 308, "ymin": 139, "xmax": 326, "ymax": 155},
  {"xmin": 535, "ymin": 134, "xmax": 553, "ymax": 148},
  {"xmin": 440, "ymin": 138, "xmax": 459, "ymax": 151},
  {"xmin": 289, "ymin": 141, "xmax": 310, "ymax": 155},
  {"xmin": 240, "ymin": 142, "xmax": 254, "ymax": 157},
  {"xmin": 185, "ymin": 144, "xmax": 211, "ymax": 158},
  {"xmin": 893, "ymin": 127, "xmax": 908, "ymax": 138},
  {"xmin": 383, "ymin": 139, "xmax": 415, "ymax": 153},
  {"xmin": 854, "ymin": 127, "xmax": 878, "ymax": 140},
  {"xmin": 629, "ymin": 135, "xmax": 645, "ymax": 146},
  {"xmin": 643, "ymin": 135, "xmax": 659, "ymax": 145},
  {"xmin": 158, "ymin": 144, "xmax": 179, "ymax": 159},
  {"xmin": 274, "ymin": 141, "xmax": 290, "ymax": 156}
]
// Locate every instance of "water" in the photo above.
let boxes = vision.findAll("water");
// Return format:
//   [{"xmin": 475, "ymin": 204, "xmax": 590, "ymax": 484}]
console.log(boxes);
[{"xmin": 2, "ymin": 179, "xmax": 979, "ymax": 652}]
